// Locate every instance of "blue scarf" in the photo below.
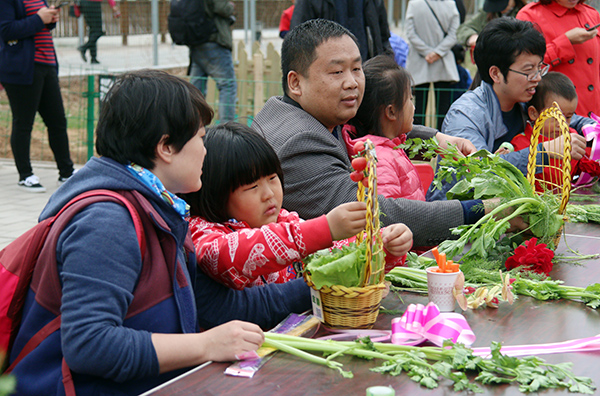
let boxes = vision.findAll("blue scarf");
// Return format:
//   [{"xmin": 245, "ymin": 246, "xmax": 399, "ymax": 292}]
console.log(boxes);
[{"xmin": 126, "ymin": 163, "xmax": 190, "ymax": 218}]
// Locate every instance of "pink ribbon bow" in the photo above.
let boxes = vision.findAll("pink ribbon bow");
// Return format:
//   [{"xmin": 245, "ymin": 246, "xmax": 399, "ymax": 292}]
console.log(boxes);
[
  {"xmin": 574, "ymin": 113, "xmax": 600, "ymax": 187},
  {"xmin": 391, "ymin": 302, "xmax": 476, "ymax": 347}
]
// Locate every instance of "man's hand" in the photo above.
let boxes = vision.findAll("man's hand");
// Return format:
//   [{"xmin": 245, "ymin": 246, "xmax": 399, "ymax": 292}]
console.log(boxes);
[{"xmin": 435, "ymin": 132, "xmax": 477, "ymax": 156}]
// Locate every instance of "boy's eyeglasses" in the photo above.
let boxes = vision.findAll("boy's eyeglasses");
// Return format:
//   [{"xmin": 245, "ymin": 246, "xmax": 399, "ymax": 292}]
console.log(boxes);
[{"xmin": 508, "ymin": 63, "xmax": 550, "ymax": 81}]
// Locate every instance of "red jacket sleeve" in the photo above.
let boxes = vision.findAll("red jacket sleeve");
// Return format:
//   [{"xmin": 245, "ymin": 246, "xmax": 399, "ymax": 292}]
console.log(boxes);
[{"xmin": 189, "ymin": 213, "xmax": 332, "ymax": 289}]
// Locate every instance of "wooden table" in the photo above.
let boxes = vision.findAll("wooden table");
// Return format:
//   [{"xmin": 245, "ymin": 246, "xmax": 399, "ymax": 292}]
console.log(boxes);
[{"xmin": 145, "ymin": 222, "xmax": 600, "ymax": 396}]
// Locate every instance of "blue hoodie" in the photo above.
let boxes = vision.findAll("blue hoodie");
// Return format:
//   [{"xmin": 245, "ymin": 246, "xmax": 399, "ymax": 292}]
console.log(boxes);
[{"xmin": 9, "ymin": 156, "xmax": 311, "ymax": 396}]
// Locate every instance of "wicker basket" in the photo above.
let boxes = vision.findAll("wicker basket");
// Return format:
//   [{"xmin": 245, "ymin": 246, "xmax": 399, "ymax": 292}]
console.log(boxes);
[
  {"xmin": 303, "ymin": 139, "xmax": 386, "ymax": 329},
  {"xmin": 526, "ymin": 102, "xmax": 572, "ymax": 248},
  {"xmin": 304, "ymin": 272, "xmax": 386, "ymax": 329}
]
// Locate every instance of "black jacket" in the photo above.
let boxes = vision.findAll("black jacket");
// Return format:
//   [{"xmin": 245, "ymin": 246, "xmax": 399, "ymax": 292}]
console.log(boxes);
[{"xmin": 290, "ymin": 0, "xmax": 393, "ymax": 60}]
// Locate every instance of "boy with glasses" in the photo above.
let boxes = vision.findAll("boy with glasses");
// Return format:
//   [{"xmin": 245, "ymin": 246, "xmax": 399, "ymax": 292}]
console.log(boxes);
[{"xmin": 428, "ymin": 17, "xmax": 590, "ymax": 200}]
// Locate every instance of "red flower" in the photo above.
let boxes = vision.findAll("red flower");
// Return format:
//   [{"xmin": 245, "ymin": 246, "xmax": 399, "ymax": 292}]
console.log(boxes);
[
  {"xmin": 575, "ymin": 157, "xmax": 600, "ymax": 177},
  {"xmin": 464, "ymin": 286, "xmax": 476, "ymax": 295},
  {"xmin": 505, "ymin": 238, "xmax": 554, "ymax": 276}
]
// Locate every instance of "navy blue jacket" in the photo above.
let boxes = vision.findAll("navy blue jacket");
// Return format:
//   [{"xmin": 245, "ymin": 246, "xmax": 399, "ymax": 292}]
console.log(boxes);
[
  {"xmin": 9, "ymin": 156, "xmax": 311, "ymax": 395},
  {"xmin": 0, "ymin": 0, "xmax": 57, "ymax": 84}
]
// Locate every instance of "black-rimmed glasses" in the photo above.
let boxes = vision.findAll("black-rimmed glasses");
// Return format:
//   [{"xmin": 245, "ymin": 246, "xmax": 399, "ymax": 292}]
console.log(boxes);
[{"xmin": 508, "ymin": 63, "xmax": 550, "ymax": 81}]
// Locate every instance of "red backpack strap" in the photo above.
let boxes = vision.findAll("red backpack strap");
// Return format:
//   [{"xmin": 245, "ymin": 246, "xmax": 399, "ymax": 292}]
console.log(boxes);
[
  {"xmin": 51, "ymin": 189, "xmax": 146, "ymax": 258},
  {"xmin": 3, "ymin": 189, "xmax": 146, "ymax": 396}
]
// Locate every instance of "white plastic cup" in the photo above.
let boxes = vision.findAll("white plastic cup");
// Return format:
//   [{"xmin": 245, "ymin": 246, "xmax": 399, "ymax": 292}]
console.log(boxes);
[{"xmin": 426, "ymin": 267, "xmax": 462, "ymax": 312}]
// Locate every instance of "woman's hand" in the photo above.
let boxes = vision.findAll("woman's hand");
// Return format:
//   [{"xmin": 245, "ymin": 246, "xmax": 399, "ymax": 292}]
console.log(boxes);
[
  {"xmin": 381, "ymin": 223, "xmax": 413, "ymax": 257},
  {"xmin": 152, "ymin": 320, "xmax": 265, "ymax": 374},
  {"xmin": 38, "ymin": 6, "xmax": 59, "ymax": 24},
  {"xmin": 327, "ymin": 201, "xmax": 367, "ymax": 241},
  {"xmin": 425, "ymin": 52, "xmax": 441, "ymax": 64},
  {"xmin": 565, "ymin": 27, "xmax": 597, "ymax": 45},
  {"xmin": 197, "ymin": 321, "xmax": 264, "ymax": 362}
]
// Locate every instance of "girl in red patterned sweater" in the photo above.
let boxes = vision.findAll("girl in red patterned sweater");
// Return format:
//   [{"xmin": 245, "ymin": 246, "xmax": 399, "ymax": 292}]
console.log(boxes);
[{"xmin": 182, "ymin": 122, "xmax": 413, "ymax": 290}]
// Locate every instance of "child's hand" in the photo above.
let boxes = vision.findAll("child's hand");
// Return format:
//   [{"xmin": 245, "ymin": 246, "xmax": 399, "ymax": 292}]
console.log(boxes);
[
  {"xmin": 381, "ymin": 223, "xmax": 413, "ymax": 257},
  {"xmin": 542, "ymin": 133, "xmax": 586, "ymax": 160},
  {"xmin": 326, "ymin": 202, "xmax": 367, "ymax": 241}
]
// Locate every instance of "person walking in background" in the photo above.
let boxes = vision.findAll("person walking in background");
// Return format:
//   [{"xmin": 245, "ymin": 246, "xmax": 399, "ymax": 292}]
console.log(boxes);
[
  {"xmin": 448, "ymin": 43, "xmax": 472, "ymax": 103},
  {"xmin": 77, "ymin": 0, "xmax": 120, "ymax": 64},
  {"xmin": 0, "ymin": 0, "xmax": 75, "ymax": 192},
  {"xmin": 279, "ymin": 0, "xmax": 294, "ymax": 38},
  {"xmin": 189, "ymin": 0, "xmax": 237, "ymax": 123},
  {"xmin": 517, "ymin": 0, "xmax": 600, "ymax": 118},
  {"xmin": 289, "ymin": 0, "xmax": 393, "ymax": 60},
  {"xmin": 405, "ymin": 0, "xmax": 460, "ymax": 130},
  {"xmin": 456, "ymin": 0, "xmax": 527, "ymax": 48}
]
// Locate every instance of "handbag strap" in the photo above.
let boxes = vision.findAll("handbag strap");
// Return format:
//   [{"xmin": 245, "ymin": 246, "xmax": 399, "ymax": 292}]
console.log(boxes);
[{"xmin": 424, "ymin": 0, "xmax": 447, "ymax": 37}]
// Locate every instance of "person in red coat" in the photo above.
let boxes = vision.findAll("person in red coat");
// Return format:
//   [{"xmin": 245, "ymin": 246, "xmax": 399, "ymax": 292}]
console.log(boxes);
[
  {"xmin": 517, "ymin": 0, "xmax": 600, "ymax": 117},
  {"xmin": 279, "ymin": 1, "xmax": 294, "ymax": 38}
]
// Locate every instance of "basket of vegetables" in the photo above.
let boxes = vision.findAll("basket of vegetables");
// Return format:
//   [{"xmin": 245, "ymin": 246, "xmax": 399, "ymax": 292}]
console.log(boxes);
[
  {"xmin": 302, "ymin": 140, "xmax": 386, "ymax": 329},
  {"xmin": 526, "ymin": 102, "xmax": 572, "ymax": 247}
]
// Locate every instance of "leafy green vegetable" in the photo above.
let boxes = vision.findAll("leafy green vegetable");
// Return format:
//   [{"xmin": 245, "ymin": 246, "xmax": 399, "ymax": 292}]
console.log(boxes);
[
  {"xmin": 566, "ymin": 204, "xmax": 600, "ymax": 224},
  {"xmin": 400, "ymin": 138, "xmax": 563, "ymax": 262},
  {"xmin": 263, "ymin": 334, "xmax": 595, "ymax": 394},
  {"xmin": 304, "ymin": 242, "xmax": 367, "ymax": 289}
]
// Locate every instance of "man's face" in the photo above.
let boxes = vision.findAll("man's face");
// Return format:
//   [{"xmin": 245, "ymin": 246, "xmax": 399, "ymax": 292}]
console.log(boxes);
[
  {"xmin": 495, "ymin": 52, "xmax": 544, "ymax": 110},
  {"xmin": 293, "ymin": 36, "xmax": 365, "ymax": 131}
]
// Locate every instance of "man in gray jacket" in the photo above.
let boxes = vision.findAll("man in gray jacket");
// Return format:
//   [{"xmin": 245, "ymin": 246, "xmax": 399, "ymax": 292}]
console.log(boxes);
[{"xmin": 252, "ymin": 19, "xmax": 521, "ymax": 248}]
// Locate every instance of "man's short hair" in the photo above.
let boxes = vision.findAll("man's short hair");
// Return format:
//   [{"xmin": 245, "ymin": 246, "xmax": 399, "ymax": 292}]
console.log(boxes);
[
  {"xmin": 281, "ymin": 18, "xmax": 359, "ymax": 95},
  {"xmin": 96, "ymin": 69, "xmax": 213, "ymax": 169},
  {"xmin": 474, "ymin": 17, "xmax": 546, "ymax": 85},
  {"xmin": 528, "ymin": 71, "xmax": 577, "ymax": 111}
]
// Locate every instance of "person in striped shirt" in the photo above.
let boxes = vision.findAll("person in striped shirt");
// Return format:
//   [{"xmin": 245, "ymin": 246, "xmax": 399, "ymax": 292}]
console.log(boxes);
[{"xmin": 0, "ymin": 0, "xmax": 75, "ymax": 192}]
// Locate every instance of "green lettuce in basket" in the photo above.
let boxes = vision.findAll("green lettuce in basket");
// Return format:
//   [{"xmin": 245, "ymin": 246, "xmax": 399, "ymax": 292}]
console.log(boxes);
[{"xmin": 303, "ymin": 242, "xmax": 367, "ymax": 289}]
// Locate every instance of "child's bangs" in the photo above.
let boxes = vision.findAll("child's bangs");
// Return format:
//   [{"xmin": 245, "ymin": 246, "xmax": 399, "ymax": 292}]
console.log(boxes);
[{"xmin": 230, "ymin": 141, "xmax": 282, "ymax": 190}]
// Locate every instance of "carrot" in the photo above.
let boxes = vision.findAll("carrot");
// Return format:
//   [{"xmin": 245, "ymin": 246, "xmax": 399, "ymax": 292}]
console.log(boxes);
[
  {"xmin": 432, "ymin": 247, "xmax": 440, "ymax": 262},
  {"xmin": 450, "ymin": 263, "xmax": 460, "ymax": 272},
  {"xmin": 439, "ymin": 252, "xmax": 446, "ymax": 272}
]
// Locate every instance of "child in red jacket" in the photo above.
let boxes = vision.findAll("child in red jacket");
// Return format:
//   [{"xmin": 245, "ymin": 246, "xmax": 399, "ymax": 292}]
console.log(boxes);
[
  {"xmin": 507, "ymin": 72, "xmax": 588, "ymax": 192},
  {"xmin": 182, "ymin": 122, "xmax": 412, "ymax": 290}
]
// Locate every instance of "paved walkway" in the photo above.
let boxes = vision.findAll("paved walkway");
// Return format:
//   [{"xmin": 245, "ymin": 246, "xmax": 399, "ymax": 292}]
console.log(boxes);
[{"xmin": 0, "ymin": 159, "xmax": 62, "ymax": 249}]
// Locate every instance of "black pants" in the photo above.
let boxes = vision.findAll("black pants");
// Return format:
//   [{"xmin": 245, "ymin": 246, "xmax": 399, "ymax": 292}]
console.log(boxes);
[
  {"xmin": 2, "ymin": 64, "xmax": 74, "ymax": 180},
  {"xmin": 413, "ymin": 81, "xmax": 454, "ymax": 131},
  {"xmin": 80, "ymin": 0, "xmax": 103, "ymax": 60}
]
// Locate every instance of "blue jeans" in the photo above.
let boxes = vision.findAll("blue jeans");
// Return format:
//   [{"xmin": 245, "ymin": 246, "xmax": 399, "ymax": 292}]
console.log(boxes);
[{"xmin": 190, "ymin": 42, "xmax": 237, "ymax": 123}]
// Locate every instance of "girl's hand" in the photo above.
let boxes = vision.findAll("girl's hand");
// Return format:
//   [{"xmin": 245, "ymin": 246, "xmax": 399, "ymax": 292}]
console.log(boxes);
[
  {"xmin": 198, "ymin": 320, "xmax": 264, "ymax": 362},
  {"xmin": 565, "ymin": 27, "xmax": 597, "ymax": 44},
  {"xmin": 38, "ymin": 6, "xmax": 59, "ymax": 24},
  {"xmin": 326, "ymin": 201, "xmax": 367, "ymax": 241},
  {"xmin": 381, "ymin": 223, "xmax": 413, "ymax": 257}
]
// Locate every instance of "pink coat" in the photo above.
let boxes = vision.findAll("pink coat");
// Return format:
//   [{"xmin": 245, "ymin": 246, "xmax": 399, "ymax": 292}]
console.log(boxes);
[{"xmin": 343, "ymin": 129, "xmax": 426, "ymax": 201}]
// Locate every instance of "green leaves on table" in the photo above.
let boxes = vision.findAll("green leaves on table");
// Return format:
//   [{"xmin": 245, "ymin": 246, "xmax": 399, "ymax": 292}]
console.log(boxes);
[{"xmin": 263, "ymin": 334, "xmax": 595, "ymax": 394}]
